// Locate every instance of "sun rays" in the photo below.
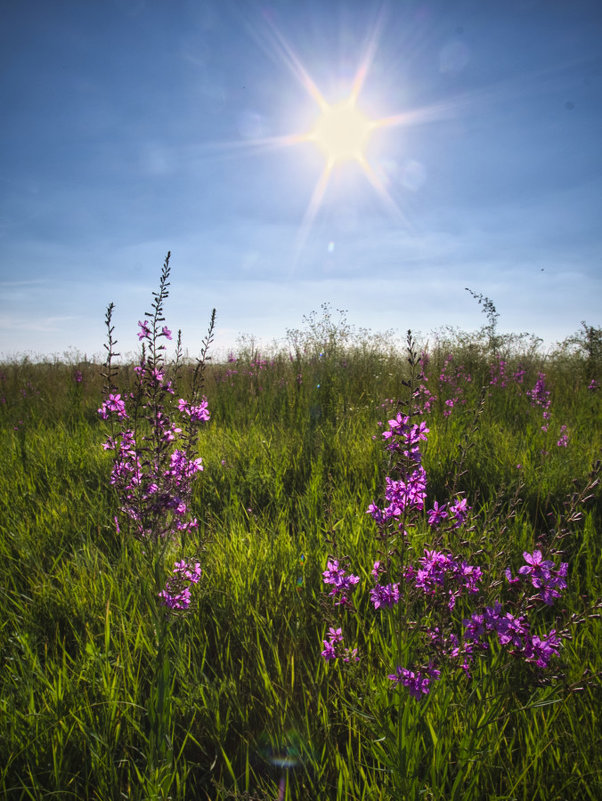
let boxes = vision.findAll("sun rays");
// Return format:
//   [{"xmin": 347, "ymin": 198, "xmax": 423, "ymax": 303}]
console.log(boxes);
[{"xmin": 202, "ymin": 9, "xmax": 455, "ymax": 268}]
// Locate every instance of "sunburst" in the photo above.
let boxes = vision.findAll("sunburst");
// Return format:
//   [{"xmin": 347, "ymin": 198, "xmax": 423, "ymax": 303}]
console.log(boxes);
[
  {"xmin": 209, "ymin": 11, "xmax": 458, "ymax": 267},
  {"xmin": 254, "ymin": 13, "xmax": 414, "ymax": 263}
]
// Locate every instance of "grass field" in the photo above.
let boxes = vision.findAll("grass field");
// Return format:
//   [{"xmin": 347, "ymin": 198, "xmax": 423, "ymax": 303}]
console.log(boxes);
[{"xmin": 1, "ymin": 273, "xmax": 600, "ymax": 800}]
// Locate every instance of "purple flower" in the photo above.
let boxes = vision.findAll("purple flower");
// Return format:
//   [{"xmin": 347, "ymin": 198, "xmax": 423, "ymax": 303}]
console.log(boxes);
[
  {"xmin": 427, "ymin": 501, "xmax": 448, "ymax": 527},
  {"xmin": 370, "ymin": 582, "xmax": 400, "ymax": 610},
  {"xmin": 178, "ymin": 397, "xmax": 211, "ymax": 422},
  {"xmin": 382, "ymin": 415, "xmax": 429, "ymax": 453},
  {"xmin": 457, "ymin": 561, "xmax": 482, "ymax": 594},
  {"xmin": 322, "ymin": 559, "xmax": 360, "ymax": 605},
  {"xmin": 406, "ymin": 421, "xmax": 430, "ymax": 447},
  {"xmin": 415, "ymin": 549, "xmax": 454, "ymax": 592},
  {"xmin": 517, "ymin": 550, "xmax": 568, "ymax": 604},
  {"xmin": 494, "ymin": 612, "xmax": 529, "ymax": 647},
  {"xmin": 326, "ymin": 626, "xmax": 343, "ymax": 644},
  {"xmin": 321, "ymin": 640, "xmax": 337, "ymax": 661},
  {"xmin": 527, "ymin": 373, "xmax": 550, "ymax": 409},
  {"xmin": 137, "ymin": 319, "xmax": 151, "ymax": 340},
  {"xmin": 366, "ymin": 503, "xmax": 385, "ymax": 524},
  {"xmin": 523, "ymin": 630, "xmax": 561, "ymax": 668},
  {"xmin": 321, "ymin": 626, "xmax": 357, "ymax": 662},
  {"xmin": 463, "ymin": 612, "xmax": 486, "ymax": 642},
  {"xmin": 371, "ymin": 561, "xmax": 385, "ymax": 579},
  {"xmin": 519, "ymin": 550, "xmax": 554, "ymax": 577},
  {"xmin": 411, "ymin": 549, "xmax": 482, "ymax": 603},
  {"xmin": 189, "ymin": 400, "xmax": 210, "ymax": 422},
  {"xmin": 388, "ymin": 665, "xmax": 441, "ymax": 699},
  {"xmin": 159, "ymin": 559, "xmax": 202, "ymax": 611},
  {"xmin": 449, "ymin": 497, "xmax": 470, "ymax": 528},
  {"xmin": 159, "ymin": 586, "xmax": 192, "ymax": 610},
  {"xmin": 98, "ymin": 393, "xmax": 128, "ymax": 420}
]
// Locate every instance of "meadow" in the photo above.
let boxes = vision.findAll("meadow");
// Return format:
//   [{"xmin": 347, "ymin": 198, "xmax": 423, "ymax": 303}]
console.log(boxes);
[{"xmin": 1, "ymin": 268, "xmax": 601, "ymax": 800}]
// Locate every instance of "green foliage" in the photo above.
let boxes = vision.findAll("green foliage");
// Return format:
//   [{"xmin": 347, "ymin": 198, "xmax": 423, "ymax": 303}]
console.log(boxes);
[{"xmin": 0, "ymin": 330, "xmax": 600, "ymax": 800}]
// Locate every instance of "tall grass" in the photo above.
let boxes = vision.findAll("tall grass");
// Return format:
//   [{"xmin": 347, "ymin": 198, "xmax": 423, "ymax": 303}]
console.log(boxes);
[{"xmin": 0, "ymin": 295, "xmax": 600, "ymax": 800}]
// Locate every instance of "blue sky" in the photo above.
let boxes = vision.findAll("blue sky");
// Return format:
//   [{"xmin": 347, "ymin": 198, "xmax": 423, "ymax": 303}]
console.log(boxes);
[{"xmin": 1, "ymin": 0, "xmax": 601, "ymax": 360}]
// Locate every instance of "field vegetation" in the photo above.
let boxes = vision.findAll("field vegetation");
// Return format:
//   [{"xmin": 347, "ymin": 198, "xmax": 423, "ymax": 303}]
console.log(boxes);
[{"xmin": 1, "ymin": 263, "xmax": 600, "ymax": 800}]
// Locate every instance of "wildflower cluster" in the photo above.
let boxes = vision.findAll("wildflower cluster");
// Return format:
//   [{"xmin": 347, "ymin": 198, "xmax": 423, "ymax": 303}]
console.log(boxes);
[
  {"xmin": 321, "ymin": 627, "xmax": 359, "ymax": 663},
  {"xmin": 367, "ymin": 413, "xmax": 429, "ymax": 532},
  {"xmin": 489, "ymin": 358, "xmax": 508, "ymax": 388},
  {"xmin": 462, "ymin": 604, "xmax": 561, "ymax": 669},
  {"xmin": 159, "ymin": 559, "xmax": 202, "ymax": 611},
  {"xmin": 414, "ymin": 352, "xmax": 436, "ymax": 414},
  {"xmin": 506, "ymin": 549, "xmax": 568, "ymax": 605},
  {"xmin": 527, "ymin": 372, "xmax": 552, "ymax": 431},
  {"xmin": 322, "ymin": 338, "xmax": 574, "ymax": 699},
  {"xmin": 437, "ymin": 354, "xmax": 471, "ymax": 417},
  {"xmin": 100, "ymin": 253, "xmax": 215, "ymax": 610},
  {"xmin": 101, "ymin": 353, "xmax": 207, "ymax": 542},
  {"xmin": 322, "ymin": 559, "xmax": 360, "ymax": 607},
  {"xmin": 406, "ymin": 548, "xmax": 482, "ymax": 610},
  {"xmin": 387, "ymin": 664, "xmax": 441, "ymax": 699},
  {"xmin": 557, "ymin": 424, "xmax": 569, "ymax": 448}
]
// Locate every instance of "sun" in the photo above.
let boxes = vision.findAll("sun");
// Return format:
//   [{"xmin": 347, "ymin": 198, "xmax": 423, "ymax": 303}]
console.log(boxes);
[
  {"xmin": 309, "ymin": 99, "xmax": 373, "ymax": 166},
  {"xmin": 223, "ymin": 12, "xmax": 446, "ymax": 267}
]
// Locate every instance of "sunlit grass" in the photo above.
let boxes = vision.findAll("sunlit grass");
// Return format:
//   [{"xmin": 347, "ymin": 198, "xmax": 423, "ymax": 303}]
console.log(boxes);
[{"xmin": 0, "ymin": 320, "xmax": 600, "ymax": 800}]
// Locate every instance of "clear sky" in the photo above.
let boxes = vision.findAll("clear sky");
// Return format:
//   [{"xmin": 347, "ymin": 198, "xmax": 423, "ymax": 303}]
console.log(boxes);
[{"xmin": 1, "ymin": 0, "xmax": 601, "ymax": 360}]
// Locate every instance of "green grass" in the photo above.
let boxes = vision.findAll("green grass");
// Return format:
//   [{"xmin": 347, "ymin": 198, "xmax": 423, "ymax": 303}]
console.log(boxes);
[{"xmin": 0, "ymin": 329, "xmax": 600, "ymax": 800}]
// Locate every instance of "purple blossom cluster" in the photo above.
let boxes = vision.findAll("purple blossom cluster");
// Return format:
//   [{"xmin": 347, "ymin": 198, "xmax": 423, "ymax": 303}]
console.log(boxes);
[
  {"xmin": 505, "ymin": 550, "xmax": 568, "ymax": 605},
  {"xmin": 100, "ymin": 255, "xmax": 215, "ymax": 612},
  {"xmin": 98, "ymin": 393, "xmax": 128, "ymax": 420},
  {"xmin": 367, "ymin": 469, "xmax": 428, "ymax": 525},
  {"xmin": 322, "ymin": 559, "xmax": 360, "ymax": 606},
  {"xmin": 387, "ymin": 664, "xmax": 441, "ymax": 698},
  {"xmin": 382, "ymin": 413, "xmax": 429, "ymax": 454},
  {"xmin": 322, "ymin": 375, "xmax": 573, "ymax": 702},
  {"xmin": 101, "ymin": 393, "xmax": 206, "ymax": 541},
  {"xmin": 489, "ymin": 358, "xmax": 508, "ymax": 388},
  {"xmin": 367, "ymin": 414, "xmax": 430, "ymax": 531},
  {"xmin": 427, "ymin": 496, "xmax": 470, "ymax": 530},
  {"xmin": 321, "ymin": 627, "xmax": 359, "ymax": 663},
  {"xmin": 527, "ymin": 372, "xmax": 552, "ymax": 431},
  {"xmin": 463, "ymin": 603, "xmax": 561, "ymax": 669},
  {"xmin": 159, "ymin": 559, "xmax": 202, "ymax": 610},
  {"xmin": 557, "ymin": 425, "xmax": 569, "ymax": 448},
  {"xmin": 177, "ymin": 398, "xmax": 211, "ymax": 422},
  {"xmin": 513, "ymin": 366, "xmax": 526, "ymax": 384},
  {"xmin": 370, "ymin": 581, "xmax": 400, "ymax": 610},
  {"xmin": 437, "ymin": 355, "xmax": 471, "ymax": 417},
  {"xmin": 405, "ymin": 549, "xmax": 482, "ymax": 610},
  {"xmin": 101, "ymin": 308, "xmax": 210, "ymax": 539}
]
